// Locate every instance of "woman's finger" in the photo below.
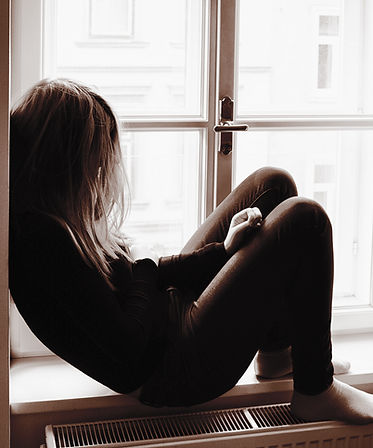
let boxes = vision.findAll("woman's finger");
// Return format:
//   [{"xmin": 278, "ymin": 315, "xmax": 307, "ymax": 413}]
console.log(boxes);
[
  {"xmin": 231, "ymin": 207, "xmax": 262, "ymax": 228},
  {"xmin": 246, "ymin": 207, "xmax": 262, "ymax": 227},
  {"xmin": 252, "ymin": 206, "xmax": 262, "ymax": 218},
  {"xmin": 231, "ymin": 208, "xmax": 250, "ymax": 225}
]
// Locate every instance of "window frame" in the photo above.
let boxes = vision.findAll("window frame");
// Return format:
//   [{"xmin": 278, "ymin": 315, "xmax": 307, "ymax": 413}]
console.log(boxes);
[{"xmin": 10, "ymin": 0, "xmax": 373, "ymax": 358}]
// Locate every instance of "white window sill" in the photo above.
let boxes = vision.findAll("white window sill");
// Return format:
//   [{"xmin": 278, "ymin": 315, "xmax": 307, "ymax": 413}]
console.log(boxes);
[{"xmin": 10, "ymin": 333, "xmax": 373, "ymax": 417}]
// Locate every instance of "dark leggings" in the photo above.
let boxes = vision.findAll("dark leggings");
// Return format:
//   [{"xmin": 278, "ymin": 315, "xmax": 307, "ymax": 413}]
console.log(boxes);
[{"xmin": 140, "ymin": 167, "xmax": 334, "ymax": 407}]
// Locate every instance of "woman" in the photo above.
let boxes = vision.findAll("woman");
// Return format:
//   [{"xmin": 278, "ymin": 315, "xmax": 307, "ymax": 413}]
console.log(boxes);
[{"xmin": 10, "ymin": 79, "xmax": 373, "ymax": 424}]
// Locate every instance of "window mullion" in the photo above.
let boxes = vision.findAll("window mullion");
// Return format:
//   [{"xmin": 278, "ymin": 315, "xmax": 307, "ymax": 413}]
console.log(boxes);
[
  {"xmin": 204, "ymin": 0, "xmax": 219, "ymax": 218},
  {"xmin": 214, "ymin": 0, "xmax": 237, "ymax": 206},
  {"xmin": 236, "ymin": 116, "xmax": 373, "ymax": 131},
  {"xmin": 120, "ymin": 120, "xmax": 209, "ymax": 130}
]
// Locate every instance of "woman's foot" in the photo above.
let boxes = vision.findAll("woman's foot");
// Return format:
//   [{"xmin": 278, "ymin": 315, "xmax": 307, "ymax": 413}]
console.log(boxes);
[
  {"xmin": 254, "ymin": 347, "xmax": 350, "ymax": 378},
  {"xmin": 254, "ymin": 347, "xmax": 293, "ymax": 378},
  {"xmin": 291, "ymin": 378, "xmax": 373, "ymax": 424},
  {"xmin": 332, "ymin": 357, "xmax": 351, "ymax": 375}
]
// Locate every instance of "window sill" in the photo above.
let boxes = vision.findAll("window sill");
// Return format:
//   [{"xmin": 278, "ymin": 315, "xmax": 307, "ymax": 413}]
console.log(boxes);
[{"xmin": 10, "ymin": 333, "xmax": 373, "ymax": 417}]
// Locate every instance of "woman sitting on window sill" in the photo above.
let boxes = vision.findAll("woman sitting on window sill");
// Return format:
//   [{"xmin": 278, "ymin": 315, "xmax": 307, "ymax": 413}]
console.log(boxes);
[{"xmin": 9, "ymin": 79, "xmax": 373, "ymax": 424}]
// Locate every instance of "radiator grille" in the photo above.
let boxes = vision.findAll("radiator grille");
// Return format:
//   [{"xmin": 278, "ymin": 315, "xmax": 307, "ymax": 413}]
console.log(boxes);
[
  {"xmin": 249, "ymin": 404, "xmax": 304, "ymax": 428},
  {"xmin": 46, "ymin": 403, "xmax": 304, "ymax": 448}
]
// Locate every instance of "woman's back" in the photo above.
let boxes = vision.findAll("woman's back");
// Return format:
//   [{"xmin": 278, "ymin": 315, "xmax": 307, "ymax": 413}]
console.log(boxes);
[
  {"xmin": 9, "ymin": 79, "xmax": 168, "ymax": 393},
  {"xmin": 10, "ymin": 209, "xmax": 166, "ymax": 393}
]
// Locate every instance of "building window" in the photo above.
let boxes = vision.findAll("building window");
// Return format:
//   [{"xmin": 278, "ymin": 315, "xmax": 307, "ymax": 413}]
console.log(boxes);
[
  {"xmin": 89, "ymin": 0, "xmax": 133, "ymax": 38},
  {"xmin": 318, "ymin": 44, "xmax": 333, "ymax": 89},
  {"xmin": 317, "ymin": 14, "xmax": 340, "ymax": 91},
  {"xmin": 319, "ymin": 15, "xmax": 339, "ymax": 36}
]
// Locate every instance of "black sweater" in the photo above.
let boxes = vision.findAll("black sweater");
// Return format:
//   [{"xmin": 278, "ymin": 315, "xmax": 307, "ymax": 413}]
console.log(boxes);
[{"xmin": 9, "ymin": 212, "xmax": 228, "ymax": 393}]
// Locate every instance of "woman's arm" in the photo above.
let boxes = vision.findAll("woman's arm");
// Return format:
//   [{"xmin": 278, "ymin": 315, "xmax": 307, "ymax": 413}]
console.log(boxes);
[
  {"xmin": 223, "ymin": 207, "xmax": 262, "ymax": 255},
  {"xmin": 158, "ymin": 207, "xmax": 262, "ymax": 293},
  {"xmin": 158, "ymin": 241, "xmax": 229, "ymax": 293},
  {"xmin": 128, "ymin": 244, "xmax": 159, "ymax": 266}
]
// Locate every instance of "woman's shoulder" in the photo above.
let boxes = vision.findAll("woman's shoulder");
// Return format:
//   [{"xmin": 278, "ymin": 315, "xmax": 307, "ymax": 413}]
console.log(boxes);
[
  {"xmin": 10, "ymin": 210, "xmax": 133, "ymax": 280},
  {"xmin": 9, "ymin": 211, "xmax": 81, "ymax": 304},
  {"xmin": 10, "ymin": 210, "xmax": 71, "ymax": 246},
  {"xmin": 9, "ymin": 211, "xmax": 85, "ymax": 274},
  {"xmin": 9, "ymin": 211, "xmax": 111, "ymax": 297}
]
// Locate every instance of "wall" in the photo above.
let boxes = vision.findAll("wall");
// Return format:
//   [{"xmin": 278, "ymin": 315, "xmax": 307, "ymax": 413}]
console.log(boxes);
[{"xmin": 0, "ymin": 0, "xmax": 10, "ymax": 446}]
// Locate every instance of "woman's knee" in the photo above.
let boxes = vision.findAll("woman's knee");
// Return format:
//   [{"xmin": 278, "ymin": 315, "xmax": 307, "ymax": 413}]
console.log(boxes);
[
  {"xmin": 248, "ymin": 166, "xmax": 298, "ymax": 199},
  {"xmin": 282, "ymin": 196, "xmax": 332, "ymax": 234},
  {"xmin": 232, "ymin": 166, "xmax": 298, "ymax": 219}
]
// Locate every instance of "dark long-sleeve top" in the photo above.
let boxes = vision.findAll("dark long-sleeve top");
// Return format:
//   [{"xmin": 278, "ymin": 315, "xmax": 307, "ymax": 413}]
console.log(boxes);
[{"xmin": 9, "ymin": 211, "xmax": 229, "ymax": 393}]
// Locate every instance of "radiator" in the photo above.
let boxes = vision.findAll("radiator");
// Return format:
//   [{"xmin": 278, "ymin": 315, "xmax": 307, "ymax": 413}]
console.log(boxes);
[{"xmin": 45, "ymin": 403, "xmax": 373, "ymax": 448}]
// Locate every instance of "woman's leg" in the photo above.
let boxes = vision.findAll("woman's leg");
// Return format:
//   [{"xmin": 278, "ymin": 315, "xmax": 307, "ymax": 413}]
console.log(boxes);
[
  {"xmin": 140, "ymin": 167, "xmax": 297, "ymax": 407},
  {"xmin": 182, "ymin": 166, "xmax": 296, "ymax": 353},
  {"xmin": 141, "ymin": 196, "xmax": 333, "ymax": 408},
  {"xmin": 181, "ymin": 166, "xmax": 298, "ymax": 253},
  {"xmin": 179, "ymin": 197, "xmax": 373, "ymax": 424},
  {"xmin": 185, "ymin": 197, "xmax": 334, "ymax": 400}
]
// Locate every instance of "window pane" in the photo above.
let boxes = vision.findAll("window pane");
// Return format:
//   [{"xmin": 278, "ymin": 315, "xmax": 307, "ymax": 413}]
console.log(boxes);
[
  {"xmin": 237, "ymin": 0, "xmax": 370, "ymax": 115},
  {"xmin": 234, "ymin": 130, "xmax": 373, "ymax": 307},
  {"xmin": 121, "ymin": 131, "xmax": 202, "ymax": 255},
  {"xmin": 319, "ymin": 15, "xmax": 339, "ymax": 36},
  {"xmin": 318, "ymin": 44, "xmax": 333, "ymax": 89},
  {"xmin": 43, "ymin": 0, "xmax": 206, "ymax": 117},
  {"xmin": 314, "ymin": 164, "xmax": 335, "ymax": 183},
  {"xmin": 90, "ymin": 0, "xmax": 133, "ymax": 37}
]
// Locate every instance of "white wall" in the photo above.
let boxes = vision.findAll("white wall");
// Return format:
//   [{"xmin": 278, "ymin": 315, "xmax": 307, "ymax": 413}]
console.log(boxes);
[{"xmin": 0, "ymin": 0, "xmax": 10, "ymax": 446}]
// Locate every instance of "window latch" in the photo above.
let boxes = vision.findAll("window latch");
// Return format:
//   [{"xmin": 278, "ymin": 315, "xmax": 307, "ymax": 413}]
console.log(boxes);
[{"xmin": 214, "ymin": 96, "xmax": 248, "ymax": 155}]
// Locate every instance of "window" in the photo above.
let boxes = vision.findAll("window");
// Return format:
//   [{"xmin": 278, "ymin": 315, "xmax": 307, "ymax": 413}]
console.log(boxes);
[
  {"xmin": 11, "ymin": 0, "xmax": 373, "ymax": 357},
  {"xmin": 89, "ymin": 0, "xmax": 133, "ymax": 38},
  {"xmin": 42, "ymin": 0, "xmax": 207, "ymax": 254},
  {"xmin": 317, "ymin": 13, "xmax": 340, "ymax": 92},
  {"xmin": 318, "ymin": 44, "xmax": 333, "ymax": 89},
  {"xmin": 11, "ymin": 0, "xmax": 211, "ymax": 356},
  {"xmin": 234, "ymin": 0, "xmax": 373, "ymax": 331},
  {"xmin": 319, "ymin": 15, "xmax": 339, "ymax": 36}
]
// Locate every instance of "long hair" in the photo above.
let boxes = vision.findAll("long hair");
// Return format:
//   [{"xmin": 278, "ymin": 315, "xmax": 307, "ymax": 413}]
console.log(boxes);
[{"xmin": 10, "ymin": 78, "xmax": 131, "ymax": 286}]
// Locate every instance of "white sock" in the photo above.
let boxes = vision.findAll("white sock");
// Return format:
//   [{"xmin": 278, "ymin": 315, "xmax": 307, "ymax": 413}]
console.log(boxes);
[
  {"xmin": 254, "ymin": 347, "xmax": 293, "ymax": 378},
  {"xmin": 291, "ymin": 378, "xmax": 373, "ymax": 424},
  {"xmin": 332, "ymin": 357, "xmax": 351, "ymax": 375}
]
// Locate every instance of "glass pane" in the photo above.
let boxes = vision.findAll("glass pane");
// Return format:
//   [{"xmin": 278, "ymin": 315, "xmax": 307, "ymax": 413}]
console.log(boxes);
[
  {"xmin": 318, "ymin": 44, "xmax": 333, "ymax": 89},
  {"xmin": 121, "ymin": 131, "xmax": 202, "ymax": 255},
  {"xmin": 319, "ymin": 15, "xmax": 339, "ymax": 36},
  {"xmin": 90, "ymin": 0, "xmax": 132, "ymax": 37},
  {"xmin": 234, "ymin": 130, "xmax": 373, "ymax": 307},
  {"xmin": 237, "ymin": 0, "xmax": 371, "ymax": 115},
  {"xmin": 43, "ymin": 0, "xmax": 206, "ymax": 117}
]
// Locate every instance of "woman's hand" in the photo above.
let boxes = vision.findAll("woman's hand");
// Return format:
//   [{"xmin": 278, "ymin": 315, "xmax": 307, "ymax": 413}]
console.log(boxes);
[
  {"xmin": 224, "ymin": 207, "xmax": 262, "ymax": 256},
  {"xmin": 129, "ymin": 244, "xmax": 160, "ymax": 266}
]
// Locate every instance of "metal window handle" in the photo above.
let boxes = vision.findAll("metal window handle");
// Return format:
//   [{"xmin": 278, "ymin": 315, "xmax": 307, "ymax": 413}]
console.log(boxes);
[
  {"xmin": 214, "ymin": 124, "xmax": 248, "ymax": 132},
  {"xmin": 214, "ymin": 96, "xmax": 248, "ymax": 155}
]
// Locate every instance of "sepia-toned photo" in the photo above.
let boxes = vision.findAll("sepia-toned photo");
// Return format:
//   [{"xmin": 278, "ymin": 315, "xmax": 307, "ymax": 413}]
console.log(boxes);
[{"xmin": 1, "ymin": 1, "xmax": 373, "ymax": 447}]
